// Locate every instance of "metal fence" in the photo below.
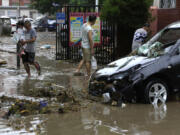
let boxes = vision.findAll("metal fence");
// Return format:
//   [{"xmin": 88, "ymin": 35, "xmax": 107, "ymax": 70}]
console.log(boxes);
[{"xmin": 56, "ymin": 5, "xmax": 116, "ymax": 64}]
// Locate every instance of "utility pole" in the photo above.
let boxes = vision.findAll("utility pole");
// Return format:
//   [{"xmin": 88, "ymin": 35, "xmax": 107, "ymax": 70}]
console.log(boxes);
[
  {"xmin": 17, "ymin": 0, "xmax": 21, "ymax": 69},
  {"xmin": 18, "ymin": 0, "xmax": 20, "ymax": 18},
  {"xmin": 95, "ymin": 0, "xmax": 99, "ymax": 12}
]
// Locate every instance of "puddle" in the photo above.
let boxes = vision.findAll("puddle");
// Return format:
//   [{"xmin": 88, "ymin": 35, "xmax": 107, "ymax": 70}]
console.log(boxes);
[
  {"xmin": 0, "ymin": 35, "xmax": 180, "ymax": 135},
  {"xmin": 44, "ymin": 102, "xmax": 180, "ymax": 135}
]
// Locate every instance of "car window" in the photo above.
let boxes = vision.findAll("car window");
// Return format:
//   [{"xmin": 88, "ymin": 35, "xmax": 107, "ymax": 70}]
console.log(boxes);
[{"xmin": 158, "ymin": 29, "xmax": 180, "ymax": 44}]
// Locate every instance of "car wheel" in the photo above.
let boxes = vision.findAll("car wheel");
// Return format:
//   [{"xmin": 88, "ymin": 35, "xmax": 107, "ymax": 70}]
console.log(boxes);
[{"xmin": 144, "ymin": 79, "xmax": 168, "ymax": 104}]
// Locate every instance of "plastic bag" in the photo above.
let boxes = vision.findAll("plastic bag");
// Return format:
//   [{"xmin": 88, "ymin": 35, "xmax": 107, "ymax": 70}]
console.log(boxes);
[
  {"xmin": 79, "ymin": 49, "xmax": 83, "ymax": 57},
  {"xmin": 91, "ymin": 56, "xmax": 97, "ymax": 70}
]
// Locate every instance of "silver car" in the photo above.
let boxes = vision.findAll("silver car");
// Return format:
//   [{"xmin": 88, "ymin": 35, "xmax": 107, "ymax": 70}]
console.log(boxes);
[{"xmin": 0, "ymin": 16, "xmax": 12, "ymax": 35}]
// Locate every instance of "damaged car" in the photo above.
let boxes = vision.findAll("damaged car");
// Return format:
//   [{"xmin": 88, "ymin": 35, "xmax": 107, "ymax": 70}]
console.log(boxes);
[{"xmin": 89, "ymin": 21, "xmax": 180, "ymax": 105}]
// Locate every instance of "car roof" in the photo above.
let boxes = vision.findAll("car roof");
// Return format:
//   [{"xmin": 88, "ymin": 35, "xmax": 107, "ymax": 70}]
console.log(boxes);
[
  {"xmin": 168, "ymin": 21, "xmax": 180, "ymax": 29},
  {"xmin": 11, "ymin": 18, "xmax": 17, "ymax": 23},
  {"xmin": 0, "ymin": 16, "xmax": 10, "ymax": 19},
  {"xmin": 25, "ymin": 18, "xmax": 33, "ymax": 21}
]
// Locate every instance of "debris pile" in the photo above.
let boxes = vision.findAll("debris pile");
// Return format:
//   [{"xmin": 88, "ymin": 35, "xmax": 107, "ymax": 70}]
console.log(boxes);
[
  {"xmin": 0, "ymin": 83, "xmax": 81, "ymax": 119},
  {"xmin": 24, "ymin": 83, "xmax": 79, "ymax": 103}
]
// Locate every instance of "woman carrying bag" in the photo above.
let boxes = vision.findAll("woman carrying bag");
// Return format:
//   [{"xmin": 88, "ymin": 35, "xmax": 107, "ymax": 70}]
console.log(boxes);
[{"xmin": 74, "ymin": 15, "xmax": 97, "ymax": 78}]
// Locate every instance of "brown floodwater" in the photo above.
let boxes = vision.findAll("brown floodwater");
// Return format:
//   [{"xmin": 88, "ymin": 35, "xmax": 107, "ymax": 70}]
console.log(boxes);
[
  {"xmin": 0, "ymin": 48, "xmax": 180, "ymax": 135},
  {"xmin": 45, "ymin": 102, "xmax": 180, "ymax": 135}
]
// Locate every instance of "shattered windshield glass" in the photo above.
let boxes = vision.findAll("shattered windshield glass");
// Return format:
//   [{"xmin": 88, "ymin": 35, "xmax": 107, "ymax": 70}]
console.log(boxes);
[
  {"xmin": 132, "ymin": 27, "xmax": 180, "ymax": 57},
  {"xmin": 137, "ymin": 42, "xmax": 165, "ymax": 57}
]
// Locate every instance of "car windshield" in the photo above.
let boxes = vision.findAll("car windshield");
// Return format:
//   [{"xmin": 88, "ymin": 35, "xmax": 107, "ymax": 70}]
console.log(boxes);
[{"xmin": 133, "ymin": 27, "xmax": 180, "ymax": 57}]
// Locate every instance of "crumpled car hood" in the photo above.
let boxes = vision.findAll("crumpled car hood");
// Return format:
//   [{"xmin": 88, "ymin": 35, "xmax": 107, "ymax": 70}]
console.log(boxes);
[{"xmin": 96, "ymin": 56, "xmax": 157, "ymax": 76}]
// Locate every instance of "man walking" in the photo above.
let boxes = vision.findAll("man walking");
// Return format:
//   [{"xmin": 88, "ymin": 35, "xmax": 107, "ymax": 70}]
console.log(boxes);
[
  {"xmin": 132, "ymin": 24, "xmax": 150, "ymax": 51},
  {"xmin": 21, "ymin": 21, "xmax": 41, "ymax": 78},
  {"xmin": 75, "ymin": 15, "xmax": 97, "ymax": 78}
]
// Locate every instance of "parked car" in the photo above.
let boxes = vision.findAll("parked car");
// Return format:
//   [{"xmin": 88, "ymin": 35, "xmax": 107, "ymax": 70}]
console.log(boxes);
[
  {"xmin": 10, "ymin": 18, "xmax": 17, "ymax": 33},
  {"xmin": 32, "ymin": 20, "xmax": 38, "ymax": 30},
  {"xmin": 0, "ymin": 16, "xmax": 11, "ymax": 35},
  {"xmin": 89, "ymin": 21, "xmax": 180, "ymax": 105},
  {"xmin": 33, "ymin": 17, "xmax": 48, "ymax": 31},
  {"xmin": 47, "ymin": 19, "xmax": 56, "ymax": 31},
  {"xmin": 24, "ymin": 18, "xmax": 34, "ymax": 23}
]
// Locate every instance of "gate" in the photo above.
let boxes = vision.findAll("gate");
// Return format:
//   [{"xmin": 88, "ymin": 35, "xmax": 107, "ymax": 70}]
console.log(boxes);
[{"xmin": 56, "ymin": 5, "xmax": 117, "ymax": 64}]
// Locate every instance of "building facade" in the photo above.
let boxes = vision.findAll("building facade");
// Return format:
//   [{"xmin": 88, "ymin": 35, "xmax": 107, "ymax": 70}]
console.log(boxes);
[
  {"xmin": 0, "ymin": 0, "xmax": 41, "ymax": 19},
  {"xmin": 151, "ymin": 0, "xmax": 180, "ymax": 35}
]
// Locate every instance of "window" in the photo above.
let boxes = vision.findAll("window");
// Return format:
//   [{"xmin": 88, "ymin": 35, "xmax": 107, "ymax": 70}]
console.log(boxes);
[
  {"xmin": 153, "ymin": 0, "xmax": 176, "ymax": 8},
  {"xmin": 178, "ymin": 45, "xmax": 180, "ymax": 54},
  {"xmin": 147, "ymin": 28, "xmax": 180, "ymax": 46},
  {"xmin": 11, "ymin": 2, "xmax": 19, "ymax": 6},
  {"xmin": 24, "ymin": 3, "xmax": 30, "ymax": 6},
  {"xmin": 158, "ymin": 29, "xmax": 180, "ymax": 44},
  {"xmin": 2, "ymin": 0, "xmax": 9, "ymax": 6}
]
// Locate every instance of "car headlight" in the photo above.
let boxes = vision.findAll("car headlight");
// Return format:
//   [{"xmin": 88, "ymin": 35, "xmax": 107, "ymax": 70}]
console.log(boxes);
[{"xmin": 111, "ymin": 72, "xmax": 129, "ymax": 80}]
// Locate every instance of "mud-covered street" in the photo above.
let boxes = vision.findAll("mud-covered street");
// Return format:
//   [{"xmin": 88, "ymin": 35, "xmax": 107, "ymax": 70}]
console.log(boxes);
[{"xmin": 0, "ymin": 32, "xmax": 180, "ymax": 135}]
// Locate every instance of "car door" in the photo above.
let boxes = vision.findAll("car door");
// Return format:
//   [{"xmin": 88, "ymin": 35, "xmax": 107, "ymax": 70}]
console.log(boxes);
[{"xmin": 169, "ymin": 44, "xmax": 180, "ymax": 88}]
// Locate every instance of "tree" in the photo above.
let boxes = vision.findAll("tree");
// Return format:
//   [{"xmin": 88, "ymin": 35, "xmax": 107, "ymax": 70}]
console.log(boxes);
[
  {"xmin": 30, "ymin": 0, "xmax": 70, "ymax": 15},
  {"xmin": 101, "ymin": 0, "xmax": 152, "ymax": 57},
  {"xmin": 31, "ymin": 0, "xmax": 105, "ymax": 14}
]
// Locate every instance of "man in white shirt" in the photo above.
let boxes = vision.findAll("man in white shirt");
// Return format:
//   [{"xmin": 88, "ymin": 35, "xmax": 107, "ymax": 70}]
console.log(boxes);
[
  {"xmin": 75, "ymin": 15, "xmax": 97, "ymax": 78},
  {"xmin": 132, "ymin": 24, "xmax": 150, "ymax": 51}
]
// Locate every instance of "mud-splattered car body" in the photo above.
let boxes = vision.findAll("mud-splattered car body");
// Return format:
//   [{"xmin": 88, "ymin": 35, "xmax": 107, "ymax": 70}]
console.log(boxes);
[{"xmin": 89, "ymin": 22, "xmax": 180, "ymax": 104}]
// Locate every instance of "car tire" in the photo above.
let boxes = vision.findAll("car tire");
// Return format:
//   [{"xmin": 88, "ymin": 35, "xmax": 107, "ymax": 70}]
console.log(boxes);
[{"xmin": 144, "ymin": 78, "xmax": 168, "ymax": 104}]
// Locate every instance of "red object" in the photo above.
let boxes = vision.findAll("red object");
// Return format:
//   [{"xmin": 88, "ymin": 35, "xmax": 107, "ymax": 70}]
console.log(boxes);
[
  {"xmin": 9, "ymin": 0, "xmax": 30, "ymax": 6},
  {"xmin": 150, "ymin": 1, "xmax": 180, "ymax": 36}
]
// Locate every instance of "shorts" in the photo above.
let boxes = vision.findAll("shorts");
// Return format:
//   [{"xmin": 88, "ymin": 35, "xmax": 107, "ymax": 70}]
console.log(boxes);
[
  {"xmin": 22, "ymin": 51, "xmax": 35, "ymax": 64},
  {"xmin": 82, "ymin": 48, "xmax": 91, "ymax": 62}
]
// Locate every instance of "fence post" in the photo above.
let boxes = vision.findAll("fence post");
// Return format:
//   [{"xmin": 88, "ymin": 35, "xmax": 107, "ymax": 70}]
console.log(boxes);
[
  {"xmin": 17, "ymin": 44, "xmax": 20, "ymax": 69},
  {"xmin": 114, "ymin": 23, "xmax": 118, "ymax": 60},
  {"xmin": 55, "ymin": 5, "xmax": 116, "ymax": 64}
]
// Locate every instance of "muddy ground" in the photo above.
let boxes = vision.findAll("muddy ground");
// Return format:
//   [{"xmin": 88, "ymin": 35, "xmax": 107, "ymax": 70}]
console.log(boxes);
[{"xmin": 0, "ymin": 32, "xmax": 180, "ymax": 135}]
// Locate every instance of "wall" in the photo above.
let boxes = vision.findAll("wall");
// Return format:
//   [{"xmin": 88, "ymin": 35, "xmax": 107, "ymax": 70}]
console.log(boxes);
[
  {"xmin": 10, "ymin": 0, "xmax": 30, "ymax": 6},
  {"xmin": 0, "ymin": 0, "xmax": 40, "ymax": 19},
  {"xmin": 151, "ymin": 0, "xmax": 180, "ymax": 35}
]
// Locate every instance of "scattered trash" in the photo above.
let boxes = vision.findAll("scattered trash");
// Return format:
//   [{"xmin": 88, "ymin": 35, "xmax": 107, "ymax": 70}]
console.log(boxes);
[
  {"xmin": 111, "ymin": 101, "xmax": 126, "ymax": 108},
  {"xmin": 40, "ymin": 101, "xmax": 48, "ymax": 108},
  {"xmin": 0, "ymin": 95, "xmax": 80, "ymax": 119},
  {"xmin": 3, "ymin": 99, "xmax": 51, "ymax": 118},
  {"xmin": 91, "ymin": 56, "xmax": 97, "ymax": 70},
  {"xmin": 102, "ymin": 93, "xmax": 111, "ymax": 103},
  {"xmin": 0, "ymin": 83, "xmax": 82, "ymax": 119},
  {"xmin": 40, "ymin": 44, "xmax": 51, "ymax": 49},
  {"xmin": 58, "ymin": 103, "xmax": 65, "ymax": 113},
  {"xmin": 0, "ymin": 59, "xmax": 7, "ymax": 65}
]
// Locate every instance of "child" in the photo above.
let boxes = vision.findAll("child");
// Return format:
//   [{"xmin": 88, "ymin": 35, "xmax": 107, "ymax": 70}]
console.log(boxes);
[{"xmin": 16, "ymin": 21, "xmax": 25, "ymax": 57}]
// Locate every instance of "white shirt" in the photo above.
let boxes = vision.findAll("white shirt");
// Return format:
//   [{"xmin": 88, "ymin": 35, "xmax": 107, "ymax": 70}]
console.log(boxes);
[
  {"xmin": 132, "ymin": 28, "xmax": 147, "ymax": 51},
  {"xmin": 81, "ymin": 23, "xmax": 93, "ymax": 49},
  {"xmin": 17, "ymin": 28, "xmax": 25, "ymax": 41}
]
